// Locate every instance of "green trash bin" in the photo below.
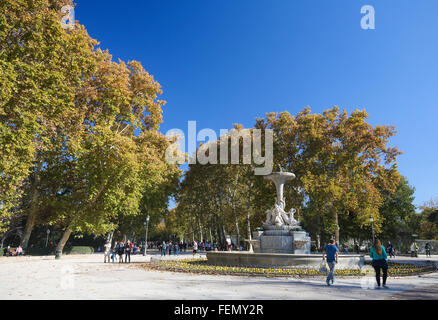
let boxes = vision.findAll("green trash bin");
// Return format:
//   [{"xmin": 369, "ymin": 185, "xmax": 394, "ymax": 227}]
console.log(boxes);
[{"xmin": 55, "ymin": 250, "xmax": 62, "ymax": 259}]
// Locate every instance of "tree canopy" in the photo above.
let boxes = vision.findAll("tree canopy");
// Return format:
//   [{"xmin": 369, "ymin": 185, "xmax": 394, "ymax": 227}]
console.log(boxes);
[
  {"xmin": 0, "ymin": 0, "xmax": 180, "ymax": 254},
  {"xmin": 173, "ymin": 107, "xmax": 403, "ymax": 248}
]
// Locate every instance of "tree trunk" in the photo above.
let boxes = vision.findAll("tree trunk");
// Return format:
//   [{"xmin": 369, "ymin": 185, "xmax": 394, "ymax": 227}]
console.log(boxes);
[
  {"xmin": 334, "ymin": 211, "xmax": 340, "ymax": 245},
  {"xmin": 55, "ymin": 223, "xmax": 73, "ymax": 257},
  {"xmin": 247, "ymin": 212, "xmax": 252, "ymax": 251},
  {"xmin": 233, "ymin": 201, "xmax": 240, "ymax": 247},
  {"xmin": 21, "ymin": 162, "xmax": 43, "ymax": 249},
  {"xmin": 247, "ymin": 184, "xmax": 253, "ymax": 252},
  {"xmin": 198, "ymin": 218, "xmax": 203, "ymax": 242},
  {"xmin": 235, "ymin": 219, "xmax": 240, "ymax": 247}
]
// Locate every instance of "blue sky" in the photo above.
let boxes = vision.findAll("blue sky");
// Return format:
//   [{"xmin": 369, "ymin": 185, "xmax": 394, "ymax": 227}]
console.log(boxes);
[{"xmin": 75, "ymin": 0, "xmax": 438, "ymax": 207}]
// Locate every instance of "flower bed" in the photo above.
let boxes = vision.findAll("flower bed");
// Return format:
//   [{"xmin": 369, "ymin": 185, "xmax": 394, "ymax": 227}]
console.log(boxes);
[
  {"xmin": 141, "ymin": 258, "xmax": 437, "ymax": 278},
  {"xmin": 386, "ymin": 262, "xmax": 437, "ymax": 276}
]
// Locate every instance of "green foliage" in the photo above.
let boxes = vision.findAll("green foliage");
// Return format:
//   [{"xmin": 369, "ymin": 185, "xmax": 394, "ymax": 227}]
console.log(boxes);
[
  {"xmin": 64, "ymin": 246, "xmax": 94, "ymax": 255},
  {"xmin": 174, "ymin": 108, "xmax": 402, "ymax": 247},
  {"xmin": 417, "ymin": 199, "xmax": 438, "ymax": 240},
  {"xmin": 379, "ymin": 177, "xmax": 417, "ymax": 241},
  {"xmin": 26, "ymin": 247, "xmax": 55, "ymax": 256},
  {"xmin": 0, "ymin": 0, "xmax": 180, "ymax": 250}
]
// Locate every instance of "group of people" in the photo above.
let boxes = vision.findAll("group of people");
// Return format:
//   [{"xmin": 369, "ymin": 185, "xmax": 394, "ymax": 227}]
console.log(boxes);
[
  {"xmin": 159, "ymin": 241, "xmax": 182, "ymax": 256},
  {"xmin": 157, "ymin": 240, "xmax": 236, "ymax": 256},
  {"xmin": 103, "ymin": 240, "xmax": 144, "ymax": 263},
  {"xmin": 323, "ymin": 239, "xmax": 435, "ymax": 288},
  {"xmin": 323, "ymin": 239, "xmax": 390, "ymax": 288},
  {"xmin": 3, "ymin": 245, "xmax": 23, "ymax": 257},
  {"xmin": 101, "ymin": 238, "xmax": 245, "ymax": 262},
  {"xmin": 157, "ymin": 240, "xmax": 215, "ymax": 256},
  {"xmin": 409, "ymin": 241, "xmax": 433, "ymax": 258}
]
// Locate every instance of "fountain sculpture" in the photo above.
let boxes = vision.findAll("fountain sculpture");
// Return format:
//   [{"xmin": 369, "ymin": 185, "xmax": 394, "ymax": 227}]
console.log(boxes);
[{"xmin": 252, "ymin": 166, "xmax": 311, "ymax": 254}]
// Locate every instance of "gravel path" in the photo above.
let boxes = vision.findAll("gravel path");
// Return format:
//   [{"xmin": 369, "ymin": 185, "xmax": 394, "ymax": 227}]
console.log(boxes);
[{"xmin": 1, "ymin": 253, "xmax": 437, "ymax": 300}]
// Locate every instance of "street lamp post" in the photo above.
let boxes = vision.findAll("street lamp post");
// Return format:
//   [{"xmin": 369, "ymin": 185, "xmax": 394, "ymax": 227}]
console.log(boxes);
[
  {"xmin": 369, "ymin": 216, "xmax": 375, "ymax": 243},
  {"xmin": 143, "ymin": 215, "xmax": 150, "ymax": 256},
  {"xmin": 45, "ymin": 229, "xmax": 50, "ymax": 247}
]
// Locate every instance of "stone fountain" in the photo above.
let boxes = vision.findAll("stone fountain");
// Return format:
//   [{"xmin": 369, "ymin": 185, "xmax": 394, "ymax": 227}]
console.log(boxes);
[
  {"xmin": 207, "ymin": 167, "xmax": 364, "ymax": 269},
  {"xmin": 254, "ymin": 167, "xmax": 311, "ymax": 254}
]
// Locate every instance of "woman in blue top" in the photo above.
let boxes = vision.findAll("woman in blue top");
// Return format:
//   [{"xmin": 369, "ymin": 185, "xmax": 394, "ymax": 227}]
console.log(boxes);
[{"xmin": 370, "ymin": 239, "xmax": 388, "ymax": 288}]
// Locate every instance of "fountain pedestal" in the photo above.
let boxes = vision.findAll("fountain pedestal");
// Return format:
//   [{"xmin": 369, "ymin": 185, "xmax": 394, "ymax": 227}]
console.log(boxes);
[{"xmin": 252, "ymin": 225, "xmax": 311, "ymax": 254}]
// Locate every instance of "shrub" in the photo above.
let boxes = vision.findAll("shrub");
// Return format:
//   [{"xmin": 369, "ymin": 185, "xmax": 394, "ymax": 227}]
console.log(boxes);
[
  {"xmin": 64, "ymin": 246, "xmax": 94, "ymax": 255},
  {"xmin": 27, "ymin": 247, "xmax": 55, "ymax": 256}
]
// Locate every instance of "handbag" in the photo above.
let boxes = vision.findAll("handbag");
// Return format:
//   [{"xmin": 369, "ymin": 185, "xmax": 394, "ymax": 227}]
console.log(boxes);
[{"xmin": 319, "ymin": 260, "xmax": 328, "ymax": 274}]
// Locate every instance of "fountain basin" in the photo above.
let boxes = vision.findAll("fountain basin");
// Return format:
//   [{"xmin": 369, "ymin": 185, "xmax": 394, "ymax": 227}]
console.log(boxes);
[{"xmin": 206, "ymin": 251, "xmax": 364, "ymax": 269}]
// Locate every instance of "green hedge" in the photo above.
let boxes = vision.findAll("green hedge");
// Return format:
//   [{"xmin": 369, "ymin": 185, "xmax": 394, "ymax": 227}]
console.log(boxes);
[
  {"xmin": 27, "ymin": 247, "xmax": 54, "ymax": 256},
  {"xmin": 64, "ymin": 246, "xmax": 94, "ymax": 255}
]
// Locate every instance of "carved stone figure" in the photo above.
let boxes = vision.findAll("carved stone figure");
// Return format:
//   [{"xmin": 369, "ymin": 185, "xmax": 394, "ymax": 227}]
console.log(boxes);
[{"xmin": 263, "ymin": 171, "xmax": 300, "ymax": 228}]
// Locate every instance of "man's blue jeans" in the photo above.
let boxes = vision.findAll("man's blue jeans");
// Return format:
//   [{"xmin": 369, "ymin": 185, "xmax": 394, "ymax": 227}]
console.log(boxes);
[{"xmin": 326, "ymin": 261, "xmax": 336, "ymax": 282}]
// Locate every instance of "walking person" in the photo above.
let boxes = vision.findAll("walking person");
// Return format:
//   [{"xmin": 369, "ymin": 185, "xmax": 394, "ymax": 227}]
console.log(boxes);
[
  {"xmin": 322, "ymin": 239, "xmax": 339, "ymax": 286},
  {"xmin": 111, "ymin": 241, "xmax": 118, "ymax": 263},
  {"xmin": 161, "ymin": 241, "xmax": 167, "ymax": 256},
  {"xmin": 370, "ymin": 239, "xmax": 389, "ymax": 289},
  {"xmin": 425, "ymin": 242, "xmax": 432, "ymax": 258},
  {"xmin": 410, "ymin": 242, "xmax": 419, "ymax": 257},
  {"xmin": 174, "ymin": 242, "xmax": 179, "ymax": 256},
  {"xmin": 129, "ymin": 241, "xmax": 134, "ymax": 255},
  {"xmin": 355, "ymin": 243, "xmax": 360, "ymax": 254},
  {"xmin": 104, "ymin": 240, "xmax": 112, "ymax": 263},
  {"xmin": 168, "ymin": 242, "xmax": 173, "ymax": 256},
  {"xmin": 117, "ymin": 240, "xmax": 125, "ymax": 263},
  {"xmin": 387, "ymin": 241, "xmax": 395, "ymax": 258},
  {"xmin": 124, "ymin": 240, "xmax": 131, "ymax": 263},
  {"xmin": 193, "ymin": 240, "xmax": 198, "ymax": 257}
]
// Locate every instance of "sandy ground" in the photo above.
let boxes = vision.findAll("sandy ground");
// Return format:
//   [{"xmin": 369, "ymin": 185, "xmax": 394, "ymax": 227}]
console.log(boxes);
[{"xmin": 1, "ymin": 252, "xmax": 438, "ymax": 300}]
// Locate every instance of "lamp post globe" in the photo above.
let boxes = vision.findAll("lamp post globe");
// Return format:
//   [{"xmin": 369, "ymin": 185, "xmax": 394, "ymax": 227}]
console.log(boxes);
[
  {"xmin": 369, "ymin": 216, "xmax": 375, "ymax": 243},
  {"xmin": 143, "ymin": 215, "xmax": 150, "ymax": 256},
  {"xmin": 45, "ymin": 229, "xmax": 50, "ymax": 247}
]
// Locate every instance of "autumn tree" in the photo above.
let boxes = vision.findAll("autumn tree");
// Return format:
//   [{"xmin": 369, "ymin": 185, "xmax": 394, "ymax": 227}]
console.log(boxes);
[
  {"xmin": 0, "ymin": 0, "xmax": 98, "ymax": 243},
  {"xmin": 176, "ymin": 107, "xmax": 402, "ymax": 249},
  {"xmin": 378, "ymin": 176, "xmax": 417, "ymax": 245},
  {"xmin": 0, "ymin": 0, "xmax": 180, "ymax": 254},
  {"xmin": 417, "ymin": 199, "xmax": 438, "ymax": 240},
  {"xmin": 261, "ymin": 107, "xmax": 401, "ymax": 245},
  {"xmin": 42, "ymin": 51, "xmax": 180, "ymax": 256},
  {"xmin": 174, "ymin": 125, "xmax": 273, "ymax": 247}
]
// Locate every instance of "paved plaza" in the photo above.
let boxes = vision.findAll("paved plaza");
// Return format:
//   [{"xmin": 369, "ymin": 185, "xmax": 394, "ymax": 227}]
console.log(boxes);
[{"xmin": 0, "ymin": 252, "xmax": 438, "ymax": 300}]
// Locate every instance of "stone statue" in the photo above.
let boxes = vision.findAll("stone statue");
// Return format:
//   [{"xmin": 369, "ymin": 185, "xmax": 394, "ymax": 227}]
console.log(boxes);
[
  {"xmin": 264, "ymin": 202, "xmax": 299, "ymax": 227},
  {"xmin": 262, "ymin": 171, "xmax": 300, "ymax": 228}
]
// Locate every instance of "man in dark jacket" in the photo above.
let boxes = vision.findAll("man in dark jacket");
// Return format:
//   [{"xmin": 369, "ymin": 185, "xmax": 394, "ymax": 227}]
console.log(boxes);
[
  {"xmin": 124, "ymin": 240, "xmax": 131, "ymax": 263},
  {"xmin": 117, "ymin": 241, "xmax": 125, "ymax": 263}
]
